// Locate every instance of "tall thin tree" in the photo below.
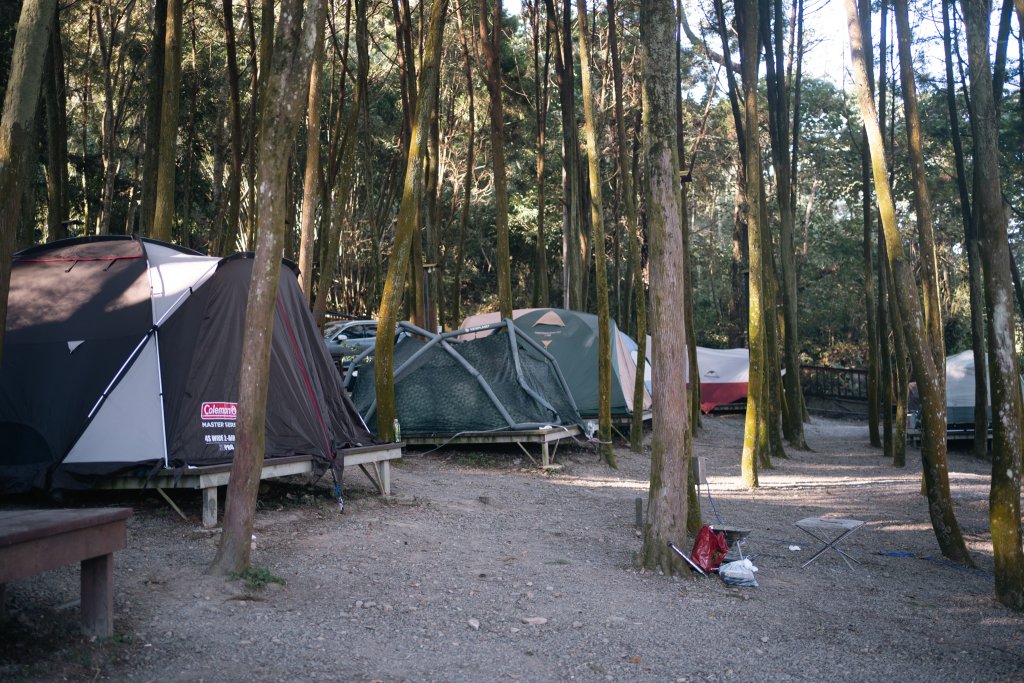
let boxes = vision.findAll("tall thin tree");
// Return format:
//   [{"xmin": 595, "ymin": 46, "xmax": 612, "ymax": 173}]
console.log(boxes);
[
  {"xmin": 576, "ymin": 0, "xmax": 613, "ymax": 465},
  {"xmin": 639, "ymin": 0, "xmax": 690, "ymax": 575},
  {"xmin": 962, "ymin": 0, "xmax": 1024, "ymax": 611},
  {"xmin": 845, "ymin": 0, "xmax": 973, "ymax": 567},
  {"xmin": 209, "ymin": 0, "xmax": 325, "ymax": 575}
]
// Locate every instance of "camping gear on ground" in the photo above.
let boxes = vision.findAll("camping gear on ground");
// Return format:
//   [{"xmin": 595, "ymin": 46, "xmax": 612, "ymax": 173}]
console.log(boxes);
[
  {"xmin": 669, "ymin": 542, "xmax": 708, "ymax": 576},
  {"xmin": 714, "ymin": 526, "xmax": 753, "ymax": 562},
  {"xmin": 795, "ymin": 517, "xmax": 865, "ymax": 569},
  {"xmin": 718, "ymin": 558, "xmax": 759, "ymax": 587},
  {"xmin": 346, "ymin": 320, "xmax": 584, "ymax": 436},
  {"xmin": 459, "ymin": 308, "xmax": 652, "ymax": 419},
  {"xmin": 691, "ymin": 524, "xmax": 729, "ymax": 573},
  {"xmin": 0, "ymin": 236, "xmax": 375, "ymax": 494}
]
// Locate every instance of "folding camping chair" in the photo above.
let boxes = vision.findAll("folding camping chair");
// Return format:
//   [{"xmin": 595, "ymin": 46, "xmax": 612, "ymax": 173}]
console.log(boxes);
[{"xmin": 694, "ymin": 456, "xmax": 752, "ymax": 562}]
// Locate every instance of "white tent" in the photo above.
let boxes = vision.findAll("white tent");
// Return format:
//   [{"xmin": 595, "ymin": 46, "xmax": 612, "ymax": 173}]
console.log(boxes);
[{"xmin": 695, "ymin": 347, "xmax": 750, "ymax": 412}]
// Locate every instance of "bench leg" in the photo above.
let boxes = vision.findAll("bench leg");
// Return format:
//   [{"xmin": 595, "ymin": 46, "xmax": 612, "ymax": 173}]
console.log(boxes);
[
  {"xmin": 81, "ymin": 554, "xmax": 114, "ymax": 638},
  {"xmin": 380, "ymin": 461, "xmax": 391, "ymax": 495},
  {"xmin": 202, "ymin": 487, "xmax": 218, "ymax": 528}
]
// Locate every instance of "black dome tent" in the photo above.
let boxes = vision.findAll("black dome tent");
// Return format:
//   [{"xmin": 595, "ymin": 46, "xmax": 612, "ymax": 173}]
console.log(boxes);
[{"xmin": 0, "ymin": 236, "xmax": 374, "ymax": 494}]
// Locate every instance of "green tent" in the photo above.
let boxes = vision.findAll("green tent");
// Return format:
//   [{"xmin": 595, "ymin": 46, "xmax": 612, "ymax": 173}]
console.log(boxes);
[{"xmin": 347, "ymin": 321, "xmax": 583, "ymax": 436}]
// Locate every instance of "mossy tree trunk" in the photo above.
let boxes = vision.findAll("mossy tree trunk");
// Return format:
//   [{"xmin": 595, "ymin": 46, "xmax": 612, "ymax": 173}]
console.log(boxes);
[
  {"xmin": 375, "ymin": 0, "xmax": 449, "ymax": 440},
  {"xmin": 577, "ymin": 0, "xmax": 614, "ymax": 466},
  {"xmin": 151, "ymin": 0, "xmax": 182, "ymax": 243},
  {"xmin": 962, "ymin": 0, "xmax": 1024, "ymax": 611},
  {"xmin": 0, "ymin": 0, "xmax": 57, "ymax": 365},
  {"xmin": 845, "ymin": 0, "xmax": 974, "ymax": 568},
  {"xmin": 736, "ymin": 0, "xmax": 765, "ymax": 488}
]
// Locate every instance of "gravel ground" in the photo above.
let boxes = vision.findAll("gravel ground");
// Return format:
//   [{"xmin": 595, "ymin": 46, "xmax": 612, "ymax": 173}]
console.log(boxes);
[{"xmin": 2, "ymin": 415, "xmax": 1022, "ymax": 682}]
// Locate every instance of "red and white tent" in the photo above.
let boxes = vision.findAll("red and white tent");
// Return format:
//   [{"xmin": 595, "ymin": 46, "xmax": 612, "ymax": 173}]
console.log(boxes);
[{"xmin": 695, "ymin": 347, "xmax": 750, "ymax": 413}]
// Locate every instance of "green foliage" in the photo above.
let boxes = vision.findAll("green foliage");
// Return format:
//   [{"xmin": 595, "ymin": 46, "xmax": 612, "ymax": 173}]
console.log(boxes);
[{"xmin": 230, "ymin": 567, "xmax": 286, "ymax": 592}]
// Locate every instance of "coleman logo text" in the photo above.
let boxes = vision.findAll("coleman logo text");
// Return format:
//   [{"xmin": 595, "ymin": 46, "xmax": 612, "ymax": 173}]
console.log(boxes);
[{"xmin": 201, "ymin": 402, "xmax": 237, "ymax": 420}]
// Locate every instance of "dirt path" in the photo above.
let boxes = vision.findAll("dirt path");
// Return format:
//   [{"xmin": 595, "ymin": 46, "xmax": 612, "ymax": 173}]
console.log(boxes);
[{"xmin": 2, "ymin": 415, "xmax": 1022, "ymax": 681}]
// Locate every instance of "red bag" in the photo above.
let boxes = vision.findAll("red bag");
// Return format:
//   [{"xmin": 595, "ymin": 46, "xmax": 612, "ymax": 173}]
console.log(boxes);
[{"xmin": 691, "ymin": 525, "xmax": 729, "ymax": 572}]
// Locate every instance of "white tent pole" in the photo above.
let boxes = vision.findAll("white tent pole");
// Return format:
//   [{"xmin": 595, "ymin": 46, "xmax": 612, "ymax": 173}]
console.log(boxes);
[{"xmin": 142, "ymin": 243, "xmax": 172, "ymax": 467}]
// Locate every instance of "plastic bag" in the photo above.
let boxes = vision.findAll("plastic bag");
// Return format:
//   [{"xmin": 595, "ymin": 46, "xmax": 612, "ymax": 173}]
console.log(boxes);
[
  {"xmin": 719, "ymin": 558, "xmax": 759, "ymax": 587},
  {"xmin": 691, "ymin": 525, "xmax": 729, "ymax": 573}
]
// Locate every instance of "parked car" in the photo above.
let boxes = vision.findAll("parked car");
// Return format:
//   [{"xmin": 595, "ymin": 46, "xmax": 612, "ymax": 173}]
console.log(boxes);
[{"xmin": 325, "ymin": 320, "xmax": 379, "ymax": 367}]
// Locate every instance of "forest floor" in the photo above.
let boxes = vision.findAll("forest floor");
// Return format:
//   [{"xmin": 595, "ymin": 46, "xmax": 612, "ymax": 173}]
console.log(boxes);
[{"xmin": 2, "ymin": 414, "xmax": 1022, "ymax": 682}]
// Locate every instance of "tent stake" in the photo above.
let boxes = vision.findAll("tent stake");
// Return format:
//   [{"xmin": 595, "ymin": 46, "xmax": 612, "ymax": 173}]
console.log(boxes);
[{"xmin": 155, "ymin": 487, "xmax": 188, "ymax": 522}]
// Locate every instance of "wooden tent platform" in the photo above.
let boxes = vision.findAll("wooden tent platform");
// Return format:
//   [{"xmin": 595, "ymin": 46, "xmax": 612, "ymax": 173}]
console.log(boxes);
[
  {"xmin": 98, "ymin": 444, "xmax": 402, "ymax": 528},
  {"xmin": 402, "ymin": 426, "xmax": 580, "ymax": 469}
]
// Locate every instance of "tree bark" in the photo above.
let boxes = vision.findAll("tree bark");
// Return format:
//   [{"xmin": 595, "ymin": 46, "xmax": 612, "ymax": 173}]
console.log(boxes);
[
  {"xmin": 609, "ymin": 0, "xmax": 646, "ymax": 454},
  {"xmin": 312, "ymin": 0, "xmax": 364, "ymax": 330},
  {"xmin": 450, "ymin": 0, "xmax": 475, "ymax": 327},
  {"xmin": 297, "ymin": 12, "xmax": 326, "ymax": 299},
  {"xmin": 219, "ymin": 0, "xmax": 244, "ymax": 255},
  {"xmin": 943, "ymin": 0, "xmax": 988, "ymax": 458},
  {"xmin": 639, "ymin": 0, "xmax": 690, "ymax": 576},
  {"xmin": 962, "ymin": 0, "xmax": 1024, "ymax": 611},
  {"xmin": 375, "ymin": 0, "xmax": 449, "ymax": 440},
  {"xmin": 0, "ymin": 0, "xmax": 57, "ymax": 366},
  {"xmin": 761, "ymin": 0, "xmax": 807, "ymax": 449},
  {"xmin": 543, "ymin": 0, "xmax": 582, "ymax": 310},
  {"xmin": 140, "ymin": 0, "xmax": 166, "ymax": 237},
  {"xmin": 477, "ymin": 0, "xmax": 512, "ymax": 320},
  {"xmin": 43, "ymin": 11, "xmax": 68, "ymax": 243},
  {"xmin": 527, "ymin": 0, "xmax": 550, "ymax": 308},
  {"xmin": 210, "ymin": 0, "xmax": 324, "ymax": 576},
  {"xmin": 845, "ymin": 0, "xmax": 974, "ymax": 567},
  {"xmin": 736, "ymin": 0, "xmax": 765, "ymax": 487},
  {"xmin": 576, "ymin": 0, "xmax": 614, "ymax": 466},
  {"xmin": 151, "ymin": 0, "xmax": 183, "ymax": 243}
]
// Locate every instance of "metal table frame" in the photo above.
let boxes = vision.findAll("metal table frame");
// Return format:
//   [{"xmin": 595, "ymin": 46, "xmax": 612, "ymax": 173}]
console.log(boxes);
[{"xmin": 795, "ymin": 517, "xmax": 864, "ymax": 568}]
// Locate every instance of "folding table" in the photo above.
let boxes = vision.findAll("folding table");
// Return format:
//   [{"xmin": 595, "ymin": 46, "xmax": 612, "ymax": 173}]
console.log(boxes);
[{"xmin": 795, "ymin": 517, "xmax": 864, "ymax": 568}]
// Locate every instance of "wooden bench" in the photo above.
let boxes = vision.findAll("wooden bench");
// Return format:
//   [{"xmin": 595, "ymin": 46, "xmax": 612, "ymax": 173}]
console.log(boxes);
[{"xmin": 0, "ymin": 508, "xmax": 132, "ymax": 638}]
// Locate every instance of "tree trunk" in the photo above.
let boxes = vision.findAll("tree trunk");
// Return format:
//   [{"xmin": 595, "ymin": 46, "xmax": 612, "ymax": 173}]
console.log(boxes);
[
  {"xmin": 477, "ymin": 0, "xmax": 512, "ymax": 320},
  {"xmin": 375, "ymin": 0, "xmax": 449, "ymax": 440},
  {"xmin": 639, "ymin": 0, "xmax": 690, "ymax": 576},
  {"xmin": 543, "ymin": 0, "xmax": 582, "ymax": 310},
  {"xmin": 943, "ymin": 0, "xmax": 988, "ymax": 458},
  {"xmin": 0, "ymin": 0, "xmax": 57, "ymax": 365},
  {"xmin": 894, "ymin": 0, "xmax": 943, "ymax": 373},
  {"xmin": 140, "ymin": 0, "xmax": 166, "ymax": 237},
  {"xmin": 576, "ymin": 0, "xmax": 613, "ymax": 466},
  {"xmin": 862, "ymin": 127, "xmax": 880, "ymax": 447},
  {"xmin": 152, "ymin": 0, "xmax": 183, "ymax": 243},
  {"xmin": 609, "ymin": 0, "xmax": 646, "ymax": 454},
  {"xmin": 450, "ymin": 0, "xmax": 475, "ymax": 327},
  {"xmin": 216, "ymin": 0, "xmax": 244, "ymax": 255},
  {"xmin": 736, "ymin": 0, "xmax": 765, "ymax": 488},
  {"xmin": 43, "ymin": 11, "xmax": 68, "ymax": 243},
  {"xmin": 297, "ymin": 14, "xmax": 326, "ymax": 299},
  {"xmin": 210, "ymin": 0, "xmax": 324, "ymax": 576},
  {"xmin": 962, "ymin": 0, "xmax": 1024, "ymax": 611},
  {"xmin": 528, "ymin": 0, "xmax": 550, "ymax": 308},
  {"xmin": 761, "ymin": 0, "xmax": 806, "ymax": 449},
  {"xmin": 845, "ymin": 0, "xmax": 974, "ymax": 568},
  {"xmin": 312, "ymin": 0, "xmax": 364, "ymax": 330}
]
